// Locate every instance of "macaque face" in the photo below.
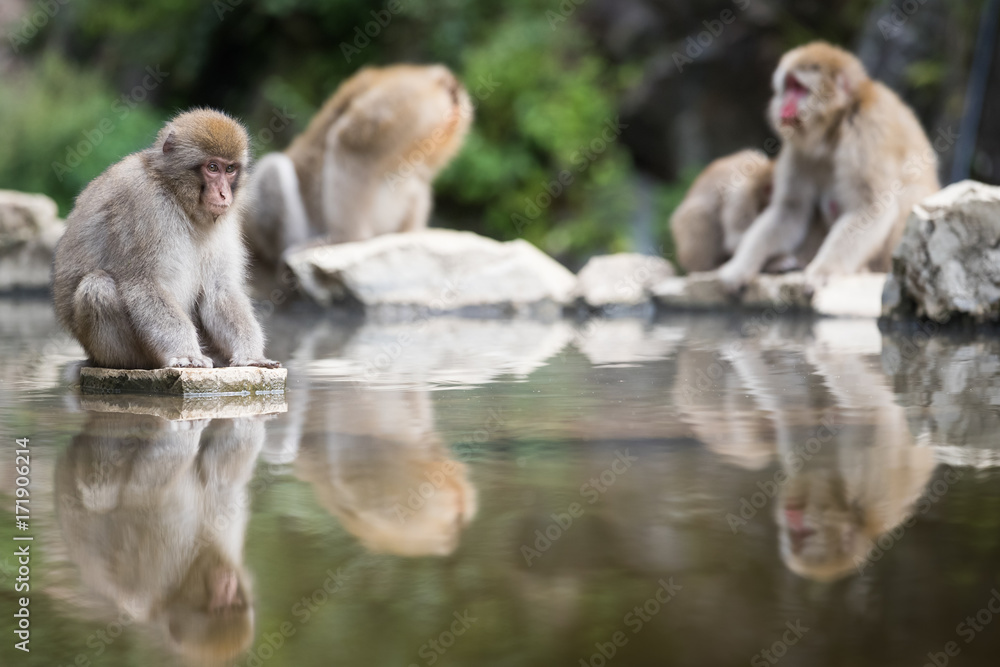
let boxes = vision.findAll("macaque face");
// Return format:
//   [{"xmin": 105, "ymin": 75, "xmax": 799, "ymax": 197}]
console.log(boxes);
[
  {"xmin": 775, "ymin": 474, "xmax": 866, "ymax": 581},
  {"xmin": 768, "ymin": 60, "xmax": 848, "ymax": 143},
  {"xmin": 200, "ymin": 157, "xmax": 241, "ymax": 217}
]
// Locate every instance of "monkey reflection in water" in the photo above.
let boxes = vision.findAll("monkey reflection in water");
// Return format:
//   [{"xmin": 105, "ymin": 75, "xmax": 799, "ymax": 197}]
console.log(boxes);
[
  {"xmin": 291, "ymin": 390, "xmax": 478, "ymax": 557},
  {"xmin": 55, "ymin": 413, "xmax": 264, "ymax": 663},
  {"xmin": 676, "ymin": 320, "xmax": 938, "ymax": 581}
]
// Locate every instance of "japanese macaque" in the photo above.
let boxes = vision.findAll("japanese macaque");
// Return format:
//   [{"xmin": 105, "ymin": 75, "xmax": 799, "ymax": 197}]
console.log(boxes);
[
  {"xmin": 716, "ymin": 42, "xmax": 940, "ymax": 291},
  {"xmin": 675, "ymin": 317, "xmax": 937, "ymax": 582},
  {"xmin": 55, "ymin": 413, "xmax": 264, "ymax": 662},
  {"xmin": 52, "ymin": 109, "xmax": 278, "ymax": 370},
  {"xmin": 671, "ymin": 150, "xmax": 825, "ymax": 274},
  {"xmin": 244, "ymin": 64, "xmax": 472, "ymax": 265},
  {"xmin": 671, "ymin": 150, "xmax": 774, "ymax": 273}
]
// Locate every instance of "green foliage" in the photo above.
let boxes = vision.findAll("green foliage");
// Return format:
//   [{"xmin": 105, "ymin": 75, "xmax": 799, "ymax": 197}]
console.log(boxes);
[
  {"xmin": 436, "ymin": 14, "xmax": 636, "ymax": 262},
  {"xmin": 0, "ymin": 55, "xmax": 162, "ymax": 214}
]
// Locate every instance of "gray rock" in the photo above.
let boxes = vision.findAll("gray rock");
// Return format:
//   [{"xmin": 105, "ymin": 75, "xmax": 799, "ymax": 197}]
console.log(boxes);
[
  {"xmin": 79, "ymin": 366, "xmax": 287, "ymax": 397},
  {"xmin": 78, "ymin": 393, "xmax": 287, "ymax": 420},
  {"xmin": 573, "ymin": 253, "xmax": 675, "ymax": 313},
  {"xmin": 882, "ymin": 331, "xmax": 1000, "ymax": 452},
  {"xmin": 0, "ymin": 190, "xmax": 65, "ymax": 292},
  {"xmin": 284, "ymin": 229, "xmax": 577, "ymax": 317},
  {"xmin": 651, "ymin": 272, "xmax": 886, "ymax": 318},
  {"xmin": 885, "ymin": 181, "xmax": 1000, "ymax": 323}
]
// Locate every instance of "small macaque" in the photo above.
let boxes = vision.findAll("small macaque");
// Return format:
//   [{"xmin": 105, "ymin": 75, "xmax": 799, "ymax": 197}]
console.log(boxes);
[
  {"xmin": 671, "ymin": 150, "xmax": 774, "ymax": 273},
  {"xmin": 53, "ymin": 109, "xmax": 279, "ymax": 369},
  {"xmin": 671, "ymin": 150, "xmax": 825, "ymax": 274},
  {"xmin": 244, "ymin": 64, "xmax": 473, "ymax": 265},
  {"xmin": 717, "ymin": 42, "xmax": 940, "ymax": 291}
]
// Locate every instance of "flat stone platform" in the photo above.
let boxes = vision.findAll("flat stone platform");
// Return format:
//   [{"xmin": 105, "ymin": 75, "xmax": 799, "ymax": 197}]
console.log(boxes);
[
  {"xmin": 80, "ymin": 366, "xmax": 287, "ymax": 397},
  {"xmin": 78, "ymin": 392, "xmax": 287, "ymax": 420}
]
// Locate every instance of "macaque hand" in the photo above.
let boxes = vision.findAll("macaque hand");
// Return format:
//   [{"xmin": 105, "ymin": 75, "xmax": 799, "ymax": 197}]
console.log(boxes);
[{"xmin": 167, "ymin": 354, "xmax": 214, "ymax": 369}]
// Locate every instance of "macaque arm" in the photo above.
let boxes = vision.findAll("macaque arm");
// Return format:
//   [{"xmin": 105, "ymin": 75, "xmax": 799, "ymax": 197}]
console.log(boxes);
[
  {"xmin": 398, "ymin": 188, "xmax": 432, "ymax": 232},
  {"xmin": 198, "ymin": 263, "xmax": 269, "ymax": 366},
  {"xmin": 716, "ymin": 194, "xmax": 814, "ymax": 289},
  {"xmin": 805, "ymin": 198, "xmax": 898, "ymax": 277},
  {"xmin": 117, "ymin": 279, "xmax": 205, "ymax": 365}
]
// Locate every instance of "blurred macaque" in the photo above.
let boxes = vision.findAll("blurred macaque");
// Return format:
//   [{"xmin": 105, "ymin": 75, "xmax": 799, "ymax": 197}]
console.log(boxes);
[
  {"xmin": 671, "ymin": 150, "xmax": 825, "ymax": 274},
  {"xmin": 245, "ymin": 64, "xmax": 472, "ymax": 265},
  {"xmin": 294, "ymin": 390, "xmax": 477, "ymax": 557},
  {"xmin": 55, "ymin": 413, "xmax": 264, "ymax": 662},
  {"xmin": 717, "ymin": 42, "xmax": 940, "ymax": 291},
  {"xmin": 677, "ymin": 320, "xmax": 938, "ymax": 581}
]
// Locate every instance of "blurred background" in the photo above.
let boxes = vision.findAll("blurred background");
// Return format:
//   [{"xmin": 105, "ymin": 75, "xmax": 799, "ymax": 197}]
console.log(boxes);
[{"xmin": 0, "ymin": 0, "xmax": 996, "ymax": 267}]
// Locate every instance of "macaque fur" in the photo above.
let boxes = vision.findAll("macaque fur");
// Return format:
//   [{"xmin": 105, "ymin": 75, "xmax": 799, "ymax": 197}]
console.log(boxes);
[
  {"xmin": 671, "ymin": 150, "xmax": 824, "ymax": 274},
  {"xmin": 717, "ymin": 42, "xmax": 940, "ymax": 290},
  {"xmin": 245, "ymin": 64, "xmax": 472, "ymax": 265},
  {"xmin": 53, "ymin": 109, "xmax": 278, "ymax": 370}
]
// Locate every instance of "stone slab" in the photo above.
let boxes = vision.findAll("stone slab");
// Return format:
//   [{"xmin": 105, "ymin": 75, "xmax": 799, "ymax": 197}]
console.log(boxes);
[
  {"xmin": 78, "ymin": 393, "xmax": 287, "ymax": 420},
  {"xmin": 80, "ymin": 366, "xmax": 287, "ymax": 397},
  {"xmin": 651, "ymin": 272, "xmax": 886, "ymax": 318}
]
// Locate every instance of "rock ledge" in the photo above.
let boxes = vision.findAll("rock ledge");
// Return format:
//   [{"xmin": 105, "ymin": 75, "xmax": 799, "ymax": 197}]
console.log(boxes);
[{"xmin": 80, "ymin": 366, "xmax": 287, "ymax": 396}]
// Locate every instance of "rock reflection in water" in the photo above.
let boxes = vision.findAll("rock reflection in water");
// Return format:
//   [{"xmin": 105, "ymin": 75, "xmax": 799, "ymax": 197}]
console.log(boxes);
[{"xmin": 55, "ymin": 412, "xmax": 264, "ymax": 663}]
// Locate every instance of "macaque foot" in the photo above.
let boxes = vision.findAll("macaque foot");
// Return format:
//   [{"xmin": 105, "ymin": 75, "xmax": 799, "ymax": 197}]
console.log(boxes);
[
  {"xmin": 233, "ymin": 358, "xmax": 282, "ymax": 368},
  {"xmin": 763, "ymin": 254, "xmax": 803, "ymax": 274},
  {"xmin": 167, "ymin": 355, "xmax": 214, "ymax": 369},
  {"xmin": 715, "ymin": 262, "xmax": 753, "ymax": 296}
]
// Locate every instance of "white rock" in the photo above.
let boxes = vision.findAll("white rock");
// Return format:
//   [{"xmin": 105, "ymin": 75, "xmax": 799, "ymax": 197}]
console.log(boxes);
[
  {"xmin": 651, "ymin": 271, "xmax": 886, "ymax": 318},
  {"xmin": 0, "ymin": 190, "xmax": 66, "ymax": 292},
  {"xmin": 885, "ymin": 180, "xmax": 1000, "ymax": 323},
  {"xmin": 573, "ymin": 253, "xmax": 675, "ymax": 310},
  {"xmin": 284, "ymin": 229, "xmax": 577, "ymax": 316}
]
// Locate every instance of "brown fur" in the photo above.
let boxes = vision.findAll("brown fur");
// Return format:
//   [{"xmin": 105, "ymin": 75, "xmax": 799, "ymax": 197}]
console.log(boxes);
[
  {"xmin": 672, "ymin": 150, "xmax": 825, "ymax": 274},
  {"xmin": 52, "ymin": 109, "xmax": 278, "ymax": 369},
  {"xmin": 717, "ymin": 42, "xmax": 941, "ymax": 291},
  {"xmin": 55, "ymin": 413, "xmax": 261, "ymax": 660},
  {"xmin": 244, "ymin": 64, "xmax": 473, "ymax": 265}
]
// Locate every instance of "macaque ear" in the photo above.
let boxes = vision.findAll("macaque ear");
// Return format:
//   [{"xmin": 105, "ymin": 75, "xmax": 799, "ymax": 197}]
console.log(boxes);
[{"xmin": 162, "ymin": 130, "xmax": 177, "ymax": 154}]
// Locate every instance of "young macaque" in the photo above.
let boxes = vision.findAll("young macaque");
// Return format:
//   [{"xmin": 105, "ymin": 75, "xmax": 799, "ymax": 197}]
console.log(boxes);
[
  {"xmin": 244, "ymin": 64, "xmax": 473, "ymax": 264},
  {"xmin": 52, "ymin": 109, "xmax": 279, "ymax": 369},
  {"xmin": 716, "ymin": 42, "xmax": 940, "ymax": 292},
  {"xmin": 671, "ymin": 150, "xmax": 774, "ymax": 273},
  {"xmin": 672, "ymin": 150, "xmax": 827, "ymax": 274}
]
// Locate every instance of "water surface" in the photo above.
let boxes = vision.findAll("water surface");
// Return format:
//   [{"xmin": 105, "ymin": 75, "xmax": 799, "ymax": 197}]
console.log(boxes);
[{"xmin": 2, "ymin": 299, "xmax": 999, "ymax": 667}]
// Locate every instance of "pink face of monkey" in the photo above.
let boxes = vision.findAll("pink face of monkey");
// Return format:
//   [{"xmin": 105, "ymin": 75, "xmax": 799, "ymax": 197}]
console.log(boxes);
[
  {"xmin": 200, "ymin": 157, "xmax": 241, "ymax": 218},
  {"xmin": 767, "ymin": 45, "xmax": 863, "ymax": 145}
]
